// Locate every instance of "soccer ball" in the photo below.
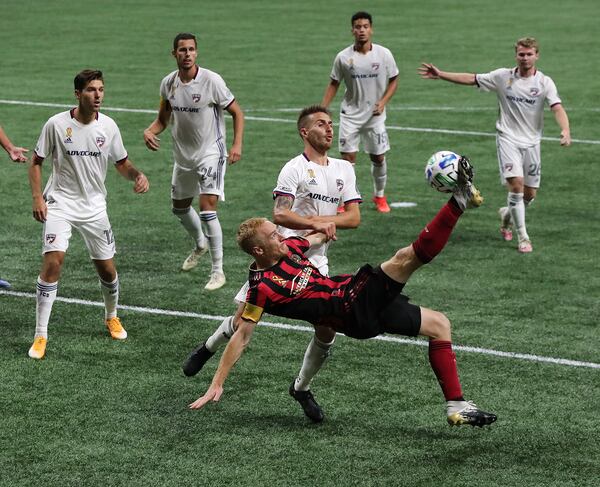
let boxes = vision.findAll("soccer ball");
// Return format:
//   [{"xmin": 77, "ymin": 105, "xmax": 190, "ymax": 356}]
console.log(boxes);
[{"xmin": 425, "ymin": 151, "xmax": 461, "ymax": 193}]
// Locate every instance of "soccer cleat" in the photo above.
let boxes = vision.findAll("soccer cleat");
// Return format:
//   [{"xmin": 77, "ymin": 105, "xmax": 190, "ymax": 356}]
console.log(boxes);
[
  {"xmin": 0, "ymin": 277, "xmax": 11, "ymax": 289},
  {"xmin": 28, "ymin": 336, "xmax": 47, "ymax": 359},
  {"xmin": 372, "ymin": 195, "xmax": 391, "ymax": 213},
  {"xmin": 182, "ymin": 341, "xmax": 215, "ymax": 377},
  {"xmin": 181, "ymin": 246, "xmax": 208, "ymax": 271},
  {"xmin": 289, "ymin": 381, "xmax": 324, "ymax": 423},
  {"xmin": 105, "ymin": 317, "xmax": 127, "ymax": 340},
  {"xmin": 498, "ymin": 207, "xmax": 513, "ymax": 241},
  {"xmin": 204, "ymin": 271, "xmax": 226, "ymax": 291},
  {"xmin": 447, "ymin": 400, "xmax": 497, "ymax": 427},
  {"xmin": 452, "ymin": 156, "xmax": 483, "ymax": 210},
  {"xmin": 518, "ymin": 239, "xmax": 533, "ymax": 253}
]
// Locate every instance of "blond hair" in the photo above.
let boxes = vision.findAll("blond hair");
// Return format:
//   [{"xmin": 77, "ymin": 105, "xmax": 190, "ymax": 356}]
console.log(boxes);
[
  {"xmin": 237, "ymin": 217, "xmax": 267, "ymax": 255},
  {"xmin": 515, "ymin": 37, "xmax": 539, "ymax": 53}
]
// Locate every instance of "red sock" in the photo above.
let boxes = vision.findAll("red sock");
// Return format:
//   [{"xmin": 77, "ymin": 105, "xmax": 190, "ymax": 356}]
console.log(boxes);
[
  {"xmin": 428, "ymin": 340, "xmax": 463, "ymax": 401},
  {"xmin": 412, "ymin": 200, "xmax": 462, "ymax": 264}
]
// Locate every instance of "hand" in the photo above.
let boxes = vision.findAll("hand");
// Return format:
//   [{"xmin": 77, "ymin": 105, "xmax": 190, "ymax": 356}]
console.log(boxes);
[
  {"xmin": 372, "ymin": 102, "xmax": 384, "ymax": 116},
  {"xmin": 560, "ymin": 131, "xmax": 571, "ymax": 147},
  {"xmin": 189, "ymin": 384, "xmax": 224, "ymax": 410},
  {"xmin": 143, "ymin": 129, "xmax": 160, "ymax": 151},
  {"xmin": 8, "ymin": 146, "xmax": 28, "ymax": 163},
  {"xmin": 312, "ymin": 221, "xmax": 337, "ymax": 241},
  {"xmin": 228, "ymin": 142, "xmax": 242, "ymax": 164},
  {"xmin": 133, "ymin": 173, "xmax": 149, "ymax": 193},
  {"xmin": 32, "ymin": 196, "xmax": 47, "ymax": 222},
  {"xmin": 418, "ymin": 63, "xmax": 441, "ymax": 79}
]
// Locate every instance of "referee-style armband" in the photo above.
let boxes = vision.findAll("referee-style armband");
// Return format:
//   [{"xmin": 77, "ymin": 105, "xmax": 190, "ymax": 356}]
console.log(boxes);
[{"xmin": 241, "ymin": 303, "xmax": 263, "ymax": 323}]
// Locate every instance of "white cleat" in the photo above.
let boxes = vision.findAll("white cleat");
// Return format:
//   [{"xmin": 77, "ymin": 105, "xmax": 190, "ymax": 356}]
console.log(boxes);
[
  {"xmin": 181, "ymin": 246, "xmax": 208, "ymax": 271},
  {"xmin": 204, "ymin": 271, "xmax": 226, "ymax": 291},
  {"xmin": 518, "ymin": 239, "xmax": 533, "ymax": 253}
]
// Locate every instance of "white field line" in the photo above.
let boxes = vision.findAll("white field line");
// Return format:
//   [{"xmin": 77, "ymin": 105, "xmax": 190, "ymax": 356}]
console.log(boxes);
[
  {"xmin": 2, "ymin": 290, "xmax": 598, "ymax": 370},
  {"xmin": 2, "ymin": 98, "xmax": 599, "ymax": 145}
]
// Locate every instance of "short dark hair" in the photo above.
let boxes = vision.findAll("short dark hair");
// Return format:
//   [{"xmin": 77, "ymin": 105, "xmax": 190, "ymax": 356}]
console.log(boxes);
[
  {"xmin": 74, "ymin": 70, "xmax": 103, "ymax": 91},
  {"xmin": 351, "ymin": 11, "xmax": 372, "ymax": 25},
  {"xmin": 297, "ymin": 105, "xmax": 331, "ymax": 133},
  {"xmin": 173, "ymin": 32, "xmax": 197, "ymax": 51}
]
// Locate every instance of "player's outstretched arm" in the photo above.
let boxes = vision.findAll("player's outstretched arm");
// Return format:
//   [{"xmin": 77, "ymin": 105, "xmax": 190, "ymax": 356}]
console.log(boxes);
[
  {"xmin": 321, "ymin": 79, "xmax": 340, "ymax": 108},
  {"xmin": 28, "ymin": 155, "xmax": 47, "ymax": 222},
  {"xmin": 418, "ymin": 63, "xmax": 476, "ymax": 85},
  {"xmin": 115, "ymin": 159, "xmax": 149, "ymax": 193},
  {"xmin": 189, "ymin": 317, "xmax": 257, "ymax": 410},
  {"xmin": 226, "ymin": 100, "xmax": 244, "ymax": 164},
  {"xmin": 0, "ymin": 126, "xmax": 28, "ymax": 163},
  {"xmin": 143, "ymin": 99, "xmax": 171, "ymax": 151},
  {"xmin": 551, "ymin": 104, "xmax": 571, "ymax": 146},
  {"xmin": 272, "ymin": 195, "xmax": 337, "ymax": 239}
]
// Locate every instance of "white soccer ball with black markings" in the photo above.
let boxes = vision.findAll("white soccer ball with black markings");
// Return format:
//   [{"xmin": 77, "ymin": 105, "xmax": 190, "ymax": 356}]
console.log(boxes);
[{"xmin": 425, "ymin": 151, "xmax": 460, "ymax": 193}]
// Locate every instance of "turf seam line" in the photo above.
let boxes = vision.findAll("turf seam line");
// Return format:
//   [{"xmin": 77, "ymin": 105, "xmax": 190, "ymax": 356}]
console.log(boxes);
[
  {"xmin": 2, "ymin": 290, "xmax": 598, "ymax": 369},
  {"xmin": 1, "ymin": 99, "xmax": 599, "ymax": 145}
]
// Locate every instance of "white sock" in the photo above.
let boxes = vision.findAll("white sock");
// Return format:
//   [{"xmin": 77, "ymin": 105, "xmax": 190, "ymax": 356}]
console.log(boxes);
[
  {"xmin": 172, "ymin": 207, "xmax": 207, "ymax": 250},
  {"xmin": 205, "ymin": 316, "xmax": 235, "ymax": 352},
  {"xmin": 508, "ymin": 192, "xmax": 529, "ymax": 241},
  {"xmin": 371, "ymin": 158, "xmax": 387, "ymax": 197},
  {"xmin": 200, "ymin": 211, "xmax": 223, "ymax": 273},
  {"xmin": 294, "ymin": 335, "xmax": 335, "ymax": 391},
  {"xmin": 100, "ymin": 275, "xmax": 119, "ymax": 319},
  {"xmin": 35, "ymin": 276, "xmax": 58, "ymax": 339}
]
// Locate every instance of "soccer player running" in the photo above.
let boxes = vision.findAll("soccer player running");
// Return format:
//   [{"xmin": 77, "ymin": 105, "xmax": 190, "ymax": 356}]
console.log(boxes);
[
  {"xmin": 189, "ymin": 156, "xmax": 496, "ymax": 427},
  {"xmin": 183, "ymin": 105, "xmax": 361, "ymax": 422},
  {"xmin": 419, "ymin": 37, "xmax": 571, "ymax": 253},
  {"xmin": 1, "ymin": 125, "xmax": 28, "ymax": 288},
  {"xmin": 27, "ymin": 70, "xmax": 149, "ymax": 360},
  {"xmin": 321, "ymin": 11, "xmax": 399, "ymax": 213},
  {"xmin": 144, "ymin": 32, "xmax": 244, "ymax": 290}
]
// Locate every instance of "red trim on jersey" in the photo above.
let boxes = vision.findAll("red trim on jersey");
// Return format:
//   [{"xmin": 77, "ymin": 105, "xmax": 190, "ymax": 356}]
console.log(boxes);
[
  {"xmin": 550, "ymin": 102, "xmax": 562, "ymax": 108},
  {"xmin": 273, "ymin": 190, "xmax": 296, "ymax": 201},
  {"xmin": 343, "ymin": 197, "xmax": 363, "ymax": 205},
  {"xmin": 224, "ymin": 98, "xmax": 236, "ymax": 110},
  {"xmin": 33, "ymin": 152, "xmax": 45, "ymax": 164}
]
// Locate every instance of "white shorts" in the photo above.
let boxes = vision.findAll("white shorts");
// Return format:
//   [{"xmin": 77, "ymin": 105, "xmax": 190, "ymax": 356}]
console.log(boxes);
[
  {"xmin": 496, "ymin": 136, "xmax": 541, "ymax": 188},
  {"xmin": 171, "ymin": 155, "xmax": 227, "ymax": 201},
  {"xmin": 338, "ymin": 117, "xmax": 390, "ymax": 156},
  {"xmin": 42, "ymin": 212, "xmax": 115, "ymax": 260},
  {"xmin": 233, "ymin": 259, "xmax": 329, "ymax": 304}
]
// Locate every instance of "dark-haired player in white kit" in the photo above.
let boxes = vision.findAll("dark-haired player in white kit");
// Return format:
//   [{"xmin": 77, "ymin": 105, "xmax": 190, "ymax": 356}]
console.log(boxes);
[
  {"xmin": 183, "ymin": 106, "xmax": 361, "ymax": 422},
  {"xmin": 27, "ymin": 69, "xmax": 149, "ymax": 359},
  {"xmin": 144, "ymin": 33, "xmax": 244, "ymax": 290},
  {"xmin": 322, "ymin": 11, "xmax": 398, "ymax": 213},
  {"xmin": 419, "ymin": 37, "xmax": 571, "ymax": 253}
]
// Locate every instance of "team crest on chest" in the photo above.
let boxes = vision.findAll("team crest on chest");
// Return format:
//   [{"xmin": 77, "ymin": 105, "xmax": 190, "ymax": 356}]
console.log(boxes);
[
  {"xmin": 371, "ymin": 63, "xmax": 380, "ymax": 71},
  {"xmin": 336, "ymin": 179, "xmax": 344, "ymax": 192},
  {"xmin": 64, "ymin": 127, "xmax": 73, "ymax": 144},
  {"xmin": 529, "ymin": 87, "xmax": 540, "ymax": 97},
  {"xmin": 191, "ymin": 93, "xmax": 201, "ymax": 103},
  {"xmin": 290, "ymin": 254, "xmax": 302, "ymax": 264},
  {"xmin": 96, "ymin": 136, "xmax": 106, "ymax": 147}
]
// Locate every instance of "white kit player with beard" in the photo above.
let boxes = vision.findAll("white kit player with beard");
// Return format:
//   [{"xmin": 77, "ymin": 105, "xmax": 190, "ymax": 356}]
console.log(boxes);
[
  {"xmin": 322, "ymin": 11, "xmax": 398, "ymax": 213},
  {"xmin": 419, "ymin": 37, "xmax": 571, "ymax": 253},
  {"xmin": 182, "ymin": 106, "xmax": 361, "ymax": 423},
  {"xmin": 144, "ymin": 32, "xmax": 245, "ymax": 291},
  {"xmin": 27, "ymin": 69, "xmax": 149, "ymax": 360}
]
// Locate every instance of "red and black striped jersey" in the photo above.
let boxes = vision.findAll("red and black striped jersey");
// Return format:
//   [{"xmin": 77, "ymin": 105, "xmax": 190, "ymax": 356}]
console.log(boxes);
[{"xmin": 242, "ymin": 237, "xmax": 353, "ymax": 326}]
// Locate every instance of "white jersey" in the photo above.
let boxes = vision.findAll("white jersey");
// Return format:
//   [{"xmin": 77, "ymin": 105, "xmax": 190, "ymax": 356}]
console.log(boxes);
[
  {"xmin": 160, "ymin": 67, "xmax": 235, "ymax": 168},
  {"xmin": 273, "ymin": 153, "xmax": 362, "ymax": 272},
  {"xmin": 34, "ymin": 109, "xmax": 127, "ymax": 222},
  {"xmin": 476, "ymin": 68, "xmax": 562, "ymax": 147},
  {"xmin": 330, "ymin": 43, "xmax": 399, "ymax": 127}
]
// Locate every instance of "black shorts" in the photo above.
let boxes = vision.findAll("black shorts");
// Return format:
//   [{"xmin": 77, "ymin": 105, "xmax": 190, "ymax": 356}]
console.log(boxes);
[{"xmin": 339, "ymin": 264, "xmax": 421, "ymax": 340}]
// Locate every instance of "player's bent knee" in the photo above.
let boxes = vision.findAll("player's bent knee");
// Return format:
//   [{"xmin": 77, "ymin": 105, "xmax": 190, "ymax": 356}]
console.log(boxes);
[
  {"xmin": 420, "ymin": 309, "xmax": 451, "ymax": 340},
  {"xmin": 315, "ymin": 325, "xmax": 336, "ymax": 344}
]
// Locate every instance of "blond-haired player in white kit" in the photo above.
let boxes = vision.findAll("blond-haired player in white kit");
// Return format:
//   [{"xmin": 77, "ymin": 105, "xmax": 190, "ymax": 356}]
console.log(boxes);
[
  {"xmin": 419, "ymin": 37, "xmax": 571, "ymax": 253},
  {"xmin": 322, "ymin": 11, "xmax": 398, "ymax": 214},
  {"xmin": 144, "ymin": 33, "xmax": 244, "ymax": 290},
  {"xmin": 27, "ymin": 69, "xmax": 149, "ymax": 360},
  {"xmin": 182, "ymin": 106, "xmax": 362, "ymax": 423}
]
